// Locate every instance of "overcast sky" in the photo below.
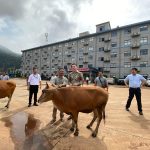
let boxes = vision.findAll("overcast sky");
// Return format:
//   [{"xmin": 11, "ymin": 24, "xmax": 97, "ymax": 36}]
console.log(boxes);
[{"xmin": 0, "ymin": 0, "xmax": 150, "ymax": 54}]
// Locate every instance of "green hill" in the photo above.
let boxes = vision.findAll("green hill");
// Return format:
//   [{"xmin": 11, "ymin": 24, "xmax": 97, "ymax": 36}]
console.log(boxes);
[{"xmin": 0, "ymin": 45, "xmax": 21, "ymax": 71}]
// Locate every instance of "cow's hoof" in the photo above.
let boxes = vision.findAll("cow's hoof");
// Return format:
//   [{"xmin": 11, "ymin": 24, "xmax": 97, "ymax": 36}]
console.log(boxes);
[
  {"xmin": 5, "ymin": 105, "xmax": 9, "ymax": 108},
  {"xmin": 92, "ymin": 133, "xmax": 97, "ymax": 138},
  {"xmin": 86, "ymin": 125, "xmax": 91, "ymax": 129},
  {"xmin": 70, "ymin": 127, "xmax": 74, "ymax": 132},
  {"xmin": 74, "ymin": 132, "xmax": 79, "ymax": 136},
  {"xmin": 50, "ymin": 120, "xmax": 56, "ymax": 124}
]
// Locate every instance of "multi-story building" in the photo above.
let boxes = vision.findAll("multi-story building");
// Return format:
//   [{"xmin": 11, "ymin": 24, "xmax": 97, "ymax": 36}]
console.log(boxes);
[{"xmin": 21, "ymin": 20, "xmax": 150, "ymax": 79}]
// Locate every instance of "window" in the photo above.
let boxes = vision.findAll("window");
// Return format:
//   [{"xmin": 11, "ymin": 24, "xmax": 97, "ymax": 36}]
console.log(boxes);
[
  {"xmin": 81, "ymin": 39, "xmax": 84, "ymax": 43},
  {"xmin": 89, "ymin": 37, "xmax": 94, "ymax": 41},
  {"xmin": 65, "ymin": 43, "xmax": 68, "ymax": 47},
  {"xmin": 88, "ymin": 55, "xmax": 93, "ymax": 60},
  {"xmin": 79, "ymin": 56, "xmax": 83, "ymax": 61},
  {"xmin": 140, "ymin": 37, "xmax": 148, "ymax": 44},
  {"xmin": 59, "ymin": 45, "xmax": 62, "ymax": 48},
  {"xmin": 79, "ymin": 65, "xmax": 83, "ymax": 68},
  {"xmin": 88, "ymin": 64, "xmax": 93, "ymax": 68},
  {"xmin": 110, "ymin": 63, "xmax": 116, "ymax": 68},
  {"xmin": 140, "ymin": 25, "xmax": 148, "ymax": 32},
  {"xmin": 124, "ymin": 28, "xmax": 131, "ymax": 34},
  {"xmin": 99, "ymin": 25, "xmax": 105, "ymax": 32},
  {"xmin": 52, "ymin": 53, "xmax": 55, "ymax": 56},
  {"xmin": 72, "ymin": 57, "xmax": 75, "ymax": 62},
  {"xmin": 111, "ymin": 52, "xmax": 117, "ymax": 57},
  {"xmin": 72, "ymin": 50, "xmax": 75, "ymax": 53},
  {"xmin": 111, "ymin": 31, "xmax": 117, "ymax": 37},
  {"xmin": 124, "ymin": 62, "xmax": 131, "ymax": 68},
  {"xmin": 140, "ymin": 49, "xmax": 148, "ymax": 55},
  {"xmin": 89, "ymin": 47, "xmax": 94, "ymax": 51},
  {"xmin": 64, "ymin": 50, "xmax": 68, "ymax": 54},
  {"xmin": 72, "ymin": 42, "xmax": 76, "ymax": 45},
  {"xmin": 99, "ymin": 47, "xmax": 104, "ymax": 52},
  {"xmin": 79, "ymin": 48, "xmax": 84, "ymax": 53},
  {"xmin": 124, "ymin": 40, "xmax": 131, "ymax": 47},
  {"xmin": 140, "ymin": 61, "xmax": 148, "ymax": 67},
  {"xmin": 98, "ymin": 57, "xmax": 104, "ymax": 61},
  {"xmin": 124, "ymin": 52, "xmax": 131, "ymax": 57},
  {"xmin": 111, "ymin": 42, "xmax": 117, "ymax": 48},
  {"xmin": 59, "ymin": 52, "xmax": 62, "ymax": 55},
  {"xmin": 99, "ymin": 37, "xmax": 105, "ymax": 42}
]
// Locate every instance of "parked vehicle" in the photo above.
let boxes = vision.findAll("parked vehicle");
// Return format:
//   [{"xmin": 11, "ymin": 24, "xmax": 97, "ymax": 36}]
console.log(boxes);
[
  {"xmin": 106, "ymin": 78, "xmax": 115, "ymax": 84},
  {"xmin": 117, "ymin": 78, "xmax": 125, "ymax": 85},
  {"xmin": 146, "ymin": 78, "xmax": 150, "ymax": 87}
]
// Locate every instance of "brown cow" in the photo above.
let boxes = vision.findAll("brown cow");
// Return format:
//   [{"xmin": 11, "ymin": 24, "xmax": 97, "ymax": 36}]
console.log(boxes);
[
  {"xmin": 38, "ymin": 83, "xmax": 108, "ymax": 137},
  {"xmin": 0, "ymin": 80, "xmax": 16, "ymax": 108}
]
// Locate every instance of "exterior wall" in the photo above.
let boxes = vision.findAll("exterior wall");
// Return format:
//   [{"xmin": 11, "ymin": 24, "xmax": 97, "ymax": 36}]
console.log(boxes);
[{"xmin": 21, "ymin": 21, "xmax": 150, "ymax": 78}]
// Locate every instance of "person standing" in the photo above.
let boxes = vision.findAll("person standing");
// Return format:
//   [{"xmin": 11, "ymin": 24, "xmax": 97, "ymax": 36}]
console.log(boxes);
[
  {"xmin": 86, "ymin": 76, "xmax": 89, "ymax": 85},
  {"xmin": 67, "ymin": 64, "xmax": 84, "ymax": 120},
  {"xmin": 27, "ymin": 67, "xmax": 41, "ymax": 107},
  {"xmin": 124, "ymin": 68, "xmax": 146, "ymax": 115},
  {"xmin": 50, "ymin": 68, "xmax": 68, "ymax": 123},
  {"xmin": 0, "ymin": 72, "xmax": 9, "ymax": 80},
  {"xmin": 95, "ymin": 71, "xmax": 108, "ymax": 91},
  {"xmin": 68, "ymin": 63, "xmax": 84, "ymax": 86}
]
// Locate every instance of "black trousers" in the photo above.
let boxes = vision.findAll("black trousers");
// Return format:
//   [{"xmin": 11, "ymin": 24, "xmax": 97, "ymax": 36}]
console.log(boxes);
[
  {"xmin": 29, "ymin": 85, "xmax": 39, "ymax": 105},
  {"xmin": 126, "ymin": 87, "xmax": 142, "ymax": 112}
]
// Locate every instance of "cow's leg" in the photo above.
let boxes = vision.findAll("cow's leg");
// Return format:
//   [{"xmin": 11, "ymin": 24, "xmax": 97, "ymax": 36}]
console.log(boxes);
[
  {"xmin": 70, "ymin": 119, "xmax": 75, "ymax": 132},
  {"xmin": 87, "ymin": 110, "xmax": 97, "ymax": 129},
  {"xmin": 73, "ymin": 112, "xmax": 79, "ymax": 136},
  {"xmin": 92, "ymin": 108, "xmax": 102, "ymax": 137},
  {"xmin": 5, "ymin": 95, "xmax": 12, "ymax": 108}
]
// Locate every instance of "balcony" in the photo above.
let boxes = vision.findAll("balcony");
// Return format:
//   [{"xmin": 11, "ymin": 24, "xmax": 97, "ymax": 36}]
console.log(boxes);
[
  {"xmin": 67, "ymin": 53, "xmax": 71, "ymax": 57},
  {"xmin": 67, "ymin": 46, "xmax": 72, "ymax": 49},
  {"xmin": 103, "ymin": 68, "xmax": 110, "ymax": 72},
  {"xmin": 104, "ymin": 48, "xmax": 111, "ymax": 52},
  {"xmin": 131, "ymin": 32, "xmax": 140, "ymax": 37},
  {"xmin": 83, "ymin": 50, "xmax": 88, "ymax": 55},
  {"xmin": 83, "ymin": 43, "xmax": 89, "ymax": 46},
  {"xmin": 104, "ymin": 37, "xmax": 111, "ymax": 42},
  {"xmin": 103, "ymin": 58, "xmax": 110, "ymax": 62},
  {"xmin": 131, "ymin": 43, "xmax": 140, "ymax": 48},
  {"xmin": 131, "ymin": 55, "xmax": 141, "ymax": 60},
  {"xmin": 83, "ymin": 58, "xmax": 88, "ymax": 63}
]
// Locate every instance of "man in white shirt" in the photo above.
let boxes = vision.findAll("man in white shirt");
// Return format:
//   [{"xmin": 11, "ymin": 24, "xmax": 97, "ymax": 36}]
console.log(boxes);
[
  {"xmin": 28, "ymin": 67, "xmax": 42, "ymax": 107},
  {"xmin": 0, "ymin": 72, "xmax": 9, "ymax": 80},
  {"xmin": 124, "ymin": 68, "xmax": 146, "ymax": 115}
]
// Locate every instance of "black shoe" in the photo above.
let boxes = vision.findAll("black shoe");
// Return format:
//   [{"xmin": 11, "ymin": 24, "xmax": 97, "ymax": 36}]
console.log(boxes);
[
  {"xmin": 126, "ymin": 108, "xmax": 129, "ymax": 111},
  {"xmin": 33, "ymin": 103, "xmax": 38, "ymax": 106},
  {"xmin": 28, "ymin": 104, "xmax": 31, "ymax": 107},
  {"xmin": 139, "ymin": 111, "xmax": 143, "ymax": 115}
]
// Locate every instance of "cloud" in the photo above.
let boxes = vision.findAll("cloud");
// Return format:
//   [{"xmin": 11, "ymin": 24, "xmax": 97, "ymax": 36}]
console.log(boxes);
[
  {"xmin": 0, "ymin": 0, "xmax": 93, "ymax": 53},
  {"xmin": 0, "ymin": 0, "xmax": 29, "ymax": 19}
]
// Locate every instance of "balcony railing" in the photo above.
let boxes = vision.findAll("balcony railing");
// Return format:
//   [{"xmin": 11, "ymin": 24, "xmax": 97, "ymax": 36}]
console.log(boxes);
[
  {"xmin": 104, "ymin": 49, "xmax": 111, "ymax": 52},
  {"xmin": 103, "ymin": 58, "xmax": 110, "ymax": 62},
  {"xmin": 131, "ymin": 32, "xmax": 140, "ymax": 37},
  {"xmin": 83, "ymin": 43, "xmax": 89, "ymax": 46},
  {"xmin": 131, "ymin": 55, "xmax": 140, "ymax": 60},
  {"xmin": 104, "ymin": 37, "xmax": 111, "ymax": 42},
  {"xmin": 131, "ymin": 43, "xmax": 140, "ymax": 48},
  {"xmin": 103, "ymin": 68, "xmax": 110, "ymax": 72}
]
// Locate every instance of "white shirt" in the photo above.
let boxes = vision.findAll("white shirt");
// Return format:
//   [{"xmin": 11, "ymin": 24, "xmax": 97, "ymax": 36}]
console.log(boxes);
[
  {"xmin": 28, "ymin": 74, "xmax": 41, "ymax": 85},
  {"xmin": 1, "ymin": 75, "xmax": 9, "ymax": 80},
  {"xmin": 124, "ymin": 74, "xmax": 146, "ymax": 88}
]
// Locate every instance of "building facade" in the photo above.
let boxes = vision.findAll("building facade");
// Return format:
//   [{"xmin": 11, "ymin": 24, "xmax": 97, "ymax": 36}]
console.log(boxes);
[{"xmin": 21, "ymin": 20, "xmax": 150, "ymax": 78}]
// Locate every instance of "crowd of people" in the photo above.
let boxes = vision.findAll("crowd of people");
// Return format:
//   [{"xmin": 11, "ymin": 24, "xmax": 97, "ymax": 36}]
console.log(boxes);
[{"xmin": 1, "ymin": 64, "xmax": 146, "ymax": 118}]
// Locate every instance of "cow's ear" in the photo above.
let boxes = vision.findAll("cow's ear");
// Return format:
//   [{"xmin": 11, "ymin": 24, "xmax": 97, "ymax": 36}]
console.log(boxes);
[{"xmin": 46, "ymin": 82, "xmax": 49, "ymax": 88}]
